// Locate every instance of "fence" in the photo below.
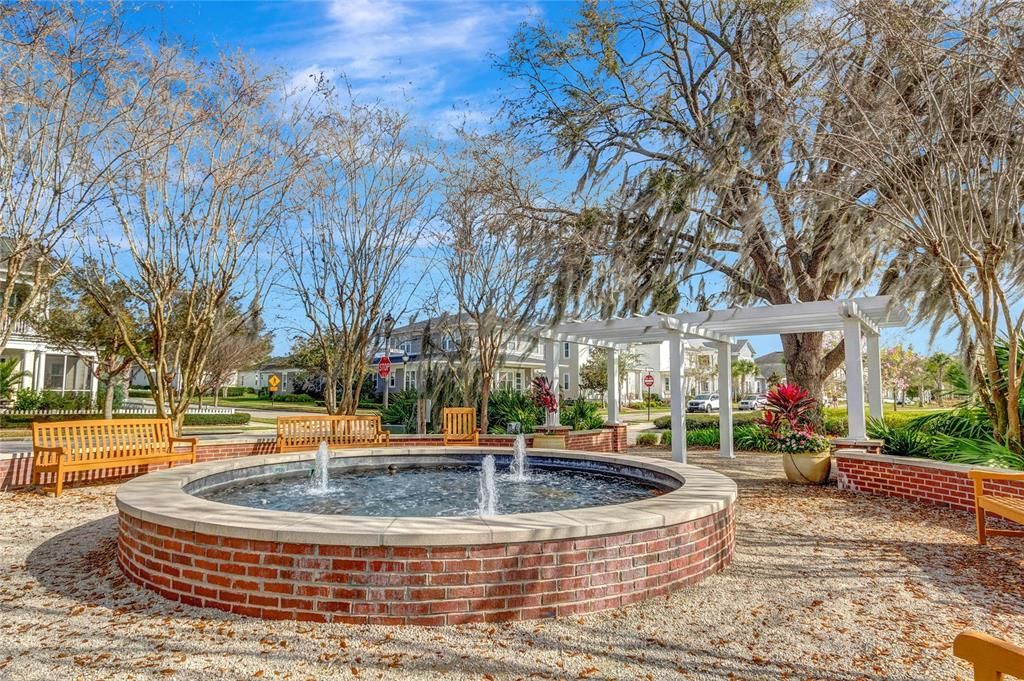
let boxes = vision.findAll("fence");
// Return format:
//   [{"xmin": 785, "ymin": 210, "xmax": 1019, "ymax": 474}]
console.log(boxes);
[{"xmin": 5, "ymin": 404, "xmax": 237, "ymax": 417}]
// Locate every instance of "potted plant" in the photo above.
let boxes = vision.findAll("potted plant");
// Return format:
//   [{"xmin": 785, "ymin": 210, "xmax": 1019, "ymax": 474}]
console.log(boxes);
[
  {"xmin": 761, "ymin": 384, "xmax": 832, "ymax": 484},
  {"xmin": 530, "ymin": 376, "xmax": 567, "ymax": 448}
]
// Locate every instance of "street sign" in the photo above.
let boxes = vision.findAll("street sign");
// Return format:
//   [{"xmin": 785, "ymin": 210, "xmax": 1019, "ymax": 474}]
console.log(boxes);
[
  {"xmin": 643, "ymin": 373, "xmax": 655, "ymax": 388},
  {"xmin": 267, "ymin": 374, "xmax": 281, "ymax": 393},
  {"xmin": 378, "ymin": 356, "xmax": 392, "ymax": 378}
]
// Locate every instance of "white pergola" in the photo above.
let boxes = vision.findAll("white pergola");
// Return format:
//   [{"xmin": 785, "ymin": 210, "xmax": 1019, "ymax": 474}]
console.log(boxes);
[{"xmin": 533, "ymin": 296, "xmax": 909, "ymax": 463}]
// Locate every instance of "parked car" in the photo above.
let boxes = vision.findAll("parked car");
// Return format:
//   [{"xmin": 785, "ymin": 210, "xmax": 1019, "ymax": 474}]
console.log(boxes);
[
  {"xmin": 738, "ymin": 394, "xmax": 767, "ymax": 411},
  {"xmin": 687, "ymin": 393, "xmax": 719, "ymax": 413}
]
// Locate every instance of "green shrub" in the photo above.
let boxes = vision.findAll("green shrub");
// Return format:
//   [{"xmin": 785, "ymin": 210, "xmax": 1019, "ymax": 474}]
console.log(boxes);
[
  {"xmin": 128, "ymin": 389, "xmax": 151, "ymax": 398},
  {"xmin": 559, "ymin": 398, "xmax": 604, "ymax": 431},
  {"xmin": 13, "ymin": 388, "xmax": 40, "ymax": 410},
  {"xmin": 488, "ymin": 388, "xmax": 543, "ymax": 434},
  {"xmin": 652, "ymin": 411, "xmax": 761, "ymax": 430},
  {"xmin": 270, "ymin": 393, "xmax": 316, "ymax": 403},
  {"xmin": 687, "ymin": 429, "xmax": 720, "ymax": 447},
  {"xmin": 225, "ymin": 386, "xmax": 255, "ymax": 397},
  {"xmin": 822, "ymin": 413, "xmax": 847, "ymax": 436},
  {"xmin": 380, "ymin": 389, "xmax": 418, "ymax": 432},
  {"xmin": 183, "ymin": 412, "xmax": 251, "ymax": 426},
  {"xmin": 866, "ymin": 418, "xmax": 933, "ymax": 458},
  {"xmin": 660, "ymin": 431, "xmax": 671, "ymax": 447},
  {"xmin": 96, "ymin": 382, "xmax": 127, "ymax": 412},
  {"xmin": 358, "ymin": 399, "xmax": 384, "ymax": 410},
  {"xmin": 734, "ymin": 423, "xmax": 776, "ymax": 451},
  {"xmin": 636, "ymin": 432, "xmax": 660, "ymax": 446}
]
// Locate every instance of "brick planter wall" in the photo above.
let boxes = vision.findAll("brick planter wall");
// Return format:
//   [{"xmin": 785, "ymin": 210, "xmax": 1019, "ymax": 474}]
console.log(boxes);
[
  {"xmin": 1, "ymin": 425, "xmax": 628, "ymax": 492},
  {"xmin": 117, "ymin": 504, "xmax": 734, "ymax": 625},
  {"xmin": 834, "ymin": 449, "xmax": 1024, "ymax": 512}
]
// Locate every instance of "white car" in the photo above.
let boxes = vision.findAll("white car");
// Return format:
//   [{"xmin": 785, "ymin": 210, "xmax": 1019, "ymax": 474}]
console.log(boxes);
[
  {"xmin": 738, "ymin": 394, "xmax": 767, "ymax": 411},
  {"xmin": 687, "ymin": 394, "xmax": 719, "ymax": 413}
]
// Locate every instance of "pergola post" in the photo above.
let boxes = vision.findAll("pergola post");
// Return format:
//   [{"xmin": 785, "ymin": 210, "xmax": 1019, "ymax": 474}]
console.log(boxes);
[
  {"xmin": 606, "ymin": 346, "xmax": 619, "ymax": 424},
  {"xmin": 717, "ymin": 342, "xmax": 734, "ymax": 459},
  {"xmin": 544, "ymin": 338, "xmax": 560, "ymax": 427},
  {"xmin": 865, "ymin": 333, "xmax": 883, "ymax": 421},
  {"xmin": 843, "ymin": 317, "xmax": 867, "ymax": 440},
  {"xmin": 668, "ymin": 332, "xmax": 688, "ymax": 463}
]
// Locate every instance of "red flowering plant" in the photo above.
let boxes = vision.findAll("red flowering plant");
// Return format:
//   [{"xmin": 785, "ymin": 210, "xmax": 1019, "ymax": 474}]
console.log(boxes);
[
  {"xmin": 531, "ymin": 376, "xmax": 558, "ymax": 413},
  {"xmin": 759, "ymin": 383, "xmax": 830, "ymax": 454}
]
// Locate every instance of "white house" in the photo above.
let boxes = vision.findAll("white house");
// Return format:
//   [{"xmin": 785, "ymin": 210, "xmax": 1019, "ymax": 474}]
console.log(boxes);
[
  {"xmin": 234, "ymin": 359, "xmax": 305, "ymax": 394},
  {"xmin": 1, "ymin": 318, "xmax": 98, "ymax": 399},
  {"xmin": 375, "ymin": 317, "xmax": 582, "ymax": 398},
  {"xmin": 619, "ymin": 339, "xmax": 758, "ymax": 401}
]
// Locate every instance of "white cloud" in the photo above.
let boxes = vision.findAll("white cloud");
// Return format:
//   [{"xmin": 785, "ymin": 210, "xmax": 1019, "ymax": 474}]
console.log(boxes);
[{"xmin": 283, "ymin": 1, "xmax": 541, "ymax": 114}]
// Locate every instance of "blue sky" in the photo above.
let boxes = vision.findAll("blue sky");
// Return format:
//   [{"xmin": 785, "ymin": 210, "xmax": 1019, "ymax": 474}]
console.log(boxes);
[{"xmin": 131, "ymin": 1, "xmax": 958, "ymax": 360}]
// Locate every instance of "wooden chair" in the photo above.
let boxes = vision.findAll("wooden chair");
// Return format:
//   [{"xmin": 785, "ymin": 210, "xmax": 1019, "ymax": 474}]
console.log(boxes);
[
  {"xmin": 442, "ymin": 407, "xmax": 479, "ymax": 446},
  {"xmin": 954, "ymin": 630, "xmax": 1024, "ymax": 680},
  {"xmin": 969, "ymin": 470, "xmax": 1024, "ymax": 545},
  {"xmin": 276, "ymin": 414, "xmax": 390, "ymax": 453},
  {"xmin": 32, "ymin": 418, "xmax": 197, "ymax": 496}
]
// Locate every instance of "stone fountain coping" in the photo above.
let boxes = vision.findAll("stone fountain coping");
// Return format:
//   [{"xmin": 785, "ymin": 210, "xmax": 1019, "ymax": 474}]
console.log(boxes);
[{"xmin": 115, "ymin": 447, "xmax": 737, "ymax": 547}]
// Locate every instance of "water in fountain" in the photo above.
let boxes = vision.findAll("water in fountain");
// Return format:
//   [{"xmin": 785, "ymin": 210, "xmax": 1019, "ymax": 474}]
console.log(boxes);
[
  {"xmin": 509, "ymin": 434, "xmax": 529, "ymax": 482},
  {"xmin": 309, "ymin": 441, "xmax": 330, "ymax": 493},
  {"xmin": 477, "ymin": 454, "xmax": 498, "ymax": 515}
]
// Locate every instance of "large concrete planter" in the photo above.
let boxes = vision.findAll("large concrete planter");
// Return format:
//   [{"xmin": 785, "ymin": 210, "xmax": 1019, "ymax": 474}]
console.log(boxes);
[{"xmin": 782, "ymin": 450, "xmax": 832, "ymax": 485}]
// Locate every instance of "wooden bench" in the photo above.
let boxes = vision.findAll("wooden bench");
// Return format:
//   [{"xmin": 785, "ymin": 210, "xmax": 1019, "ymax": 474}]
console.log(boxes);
[
  {"xmin": 955, "ymin": 630, "xmax": 1024, "ymax": 680},
  {"xmin": 969, "ymin": 470, "xmax": 1024, "ymax": 545},
  {"xmin": 276, "ymin": 415, "xmax": 391, "ymax": 453},
  {"xmin": 32, "ymin": 418, "xmax": 197, "ymax": 496},
  {"xmin": 442, "ymin": 407, "xmax": 479, "ymax": 446}
]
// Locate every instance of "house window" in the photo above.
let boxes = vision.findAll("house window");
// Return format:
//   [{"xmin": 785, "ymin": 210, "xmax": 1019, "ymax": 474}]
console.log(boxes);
[
  {"xmin": 400, "ymin": 341, "xmax": 413, "ymax": 355},
  {"xmin": 563, "ymin": 342, "xmax": 571, "ymax": 359},
  {"xmin": 562, "ymin": 373, "xmax": 570, "ymax": 390},
  {"xmin": 442, "ymin": 336, "xmax": 455, "ymax": 352},
  {"xmin": 505, "ymin": 336, "xmax": 518, "ymax": 352},
  {"xmin": 404, "ymin": 369, "xmax": 416, "ymax": 390},
  {"xmin": 514, "ymin": 371, "xmax": 524, "ymax": 392},
  {"xmin": 389, "ymin": 374, "xmax": 396, "ymax": 388}
]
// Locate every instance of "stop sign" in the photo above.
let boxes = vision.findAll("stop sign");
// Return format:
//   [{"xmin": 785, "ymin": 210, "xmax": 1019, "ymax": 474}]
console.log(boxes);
[
  {"xmin": 643, "ymin": 373, "xmax": 655, "ymax": 388},
  {"xmin": 377, "ymin": 355, "xmax": 392, "ymax": 378}
]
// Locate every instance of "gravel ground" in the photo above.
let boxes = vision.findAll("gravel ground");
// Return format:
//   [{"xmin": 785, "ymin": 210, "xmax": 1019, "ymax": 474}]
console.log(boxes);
[{"xmin": 1, "ymin": 449, "xmax": 1022, "ymax": 681}]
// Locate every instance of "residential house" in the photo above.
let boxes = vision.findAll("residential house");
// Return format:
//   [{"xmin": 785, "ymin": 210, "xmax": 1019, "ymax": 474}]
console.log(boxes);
[
  {"xmin": 0, "ymin": 316, "xmax": 98, "ymax": 399},
  {"xmin": 373, "ymin": 317, "xmax": 583, "ymax": 399},
  {"xmin": 234, "ymin": 358, "xmax": 305, "ymax": 395},
  {"xmin": 621, "ymin": 340, "xmax": 758, "ymax": 401},
  {"xmin": 754, "ymin": 351, "xmax": 787, "ymax": 392}
]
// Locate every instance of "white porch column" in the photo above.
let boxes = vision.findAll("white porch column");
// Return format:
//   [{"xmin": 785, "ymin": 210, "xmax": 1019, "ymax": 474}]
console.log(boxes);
[
  {"xmin": 34, "ymin": 351, "xmax": 47, "ymax": 391},
  {"xmin": 717, "ymin": 342, "xmax": 734, "ymax": 459},
  {"xmin": 668, "ymin": 332, "xmax": 688, "ymax": 463},
  {"xmin": 865, "ymin": 333, "xmax": 883, "ymax": 421},
  {"xmin": 544, "ymin": 339, "xmax": 561, "ymax": 426},
  {"xmin": 843, "ymin": 318, "xmax": 867, "ymax": 440},
  {"xmin": 606, "ymin": 346, "xmax": 620, "ymax": 424},
  {"xmin": 21, "ymin": 350, "xmax": 35, "ymax": 389}
]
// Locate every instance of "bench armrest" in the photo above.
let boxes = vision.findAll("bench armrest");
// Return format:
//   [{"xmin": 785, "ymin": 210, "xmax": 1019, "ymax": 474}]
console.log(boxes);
[
  {"xmin": 968, "ymin": 470, "xmax": 1024, "ymax": 483},
  {"xmin": 954, "ymin": 630, "xmax": 1024, "ymax": 679}
]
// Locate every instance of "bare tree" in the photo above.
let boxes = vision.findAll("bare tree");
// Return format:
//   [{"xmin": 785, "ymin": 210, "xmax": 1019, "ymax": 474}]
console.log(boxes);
[
  {"xmin": 80, "ymin": 46, "xmax": 310, "ymax": 432},
  {"xmin": 499, "ymin": 0, "xmax": 893, "ymax": 403},
  {"xmin": 282, "ymin": 91, "xmax": 435, "ymax": 415},
  {"xmin": 0, "ymin": 3, "xmax": 134, "ymax": 354},
  {"xmin": 197, "ymin": 301, "xmax": 272, "ymax": 406},
  {"xmin": 834, "ymin": 1, "xmax": 1024, "ymax": 449},
  {"xmin": 439, "ymin": 136, "xmax": 553, "ymax": 433}
]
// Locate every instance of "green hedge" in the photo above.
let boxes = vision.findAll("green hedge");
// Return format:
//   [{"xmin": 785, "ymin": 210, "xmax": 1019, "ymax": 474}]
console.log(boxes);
[
  {"xmin": 652, "ymin": 411, "xmax": 761, "ymax": 430},
  {"xmin": 0, "ymin": 411, "xmax": 251, "ymax": 429},
  {"xmin": 128, "ymin": 389, "xmax": 151, "ymax": 398},
  {"xmin": 269, "ymin": 393, "xmax": 316, "ymax": 403}
]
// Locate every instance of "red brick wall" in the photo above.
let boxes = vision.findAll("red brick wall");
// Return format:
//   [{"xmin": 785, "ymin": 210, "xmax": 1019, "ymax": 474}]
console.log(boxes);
[
  {"xmin": 117, "ymin": 504, "xmax": 734, "ymax": 625},
  {"xmin": 1, "ymin": 428, "xmax": 626, "ymax": 491},
  {"xmin": 834, "ymin": 451, "xmax": 1024, "ymax": 512}
]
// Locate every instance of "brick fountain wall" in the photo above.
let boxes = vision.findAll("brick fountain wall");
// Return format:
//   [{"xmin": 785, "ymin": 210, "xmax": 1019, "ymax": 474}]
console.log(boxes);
[{"xmin": 116, "ymin": 504, "xmax": 734, "ymax": 625}]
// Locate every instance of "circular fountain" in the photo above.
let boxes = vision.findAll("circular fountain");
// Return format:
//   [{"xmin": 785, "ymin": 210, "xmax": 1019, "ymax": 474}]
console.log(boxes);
[{"xmin": 116, "ymin": 443, "xmax": 737, "ymax": 625}]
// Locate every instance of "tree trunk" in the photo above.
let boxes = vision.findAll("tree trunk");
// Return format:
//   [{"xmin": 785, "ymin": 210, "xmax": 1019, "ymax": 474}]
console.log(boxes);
[
  {"xmin": 781, "ymin": 332, "xmax": 826, "ymax": 403},
  {"xmin": 479, "ymin": 370, "xmax": 491, "ymax": 435},
  {"xmin": 103, "ymin": 379, "xmax": 115, "ymax": 419}
]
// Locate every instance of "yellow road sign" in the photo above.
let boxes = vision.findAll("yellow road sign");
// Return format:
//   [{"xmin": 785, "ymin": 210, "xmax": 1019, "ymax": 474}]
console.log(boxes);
[{"xmin": 268, "ymin": 374, "xmax": 281, "ymax": 392}]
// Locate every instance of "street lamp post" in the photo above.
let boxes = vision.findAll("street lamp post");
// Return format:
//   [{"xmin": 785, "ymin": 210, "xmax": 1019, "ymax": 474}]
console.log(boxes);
[{"xmin": 382, "ymin": 312, "xmax": 396, "ymax": 410}]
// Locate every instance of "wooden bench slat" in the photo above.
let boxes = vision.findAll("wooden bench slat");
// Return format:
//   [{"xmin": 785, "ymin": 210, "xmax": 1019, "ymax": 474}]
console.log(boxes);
[
  {"xmin": 970, "ymin": 469, "xmax": 1024, "ymax": 545},
  {"xmin": 442, "ymin": 407, "xmax": 479, "ymax": 446},
  {"xmin": 32, "ymin": 418, "xmax": 197, "ymax": 496}
]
